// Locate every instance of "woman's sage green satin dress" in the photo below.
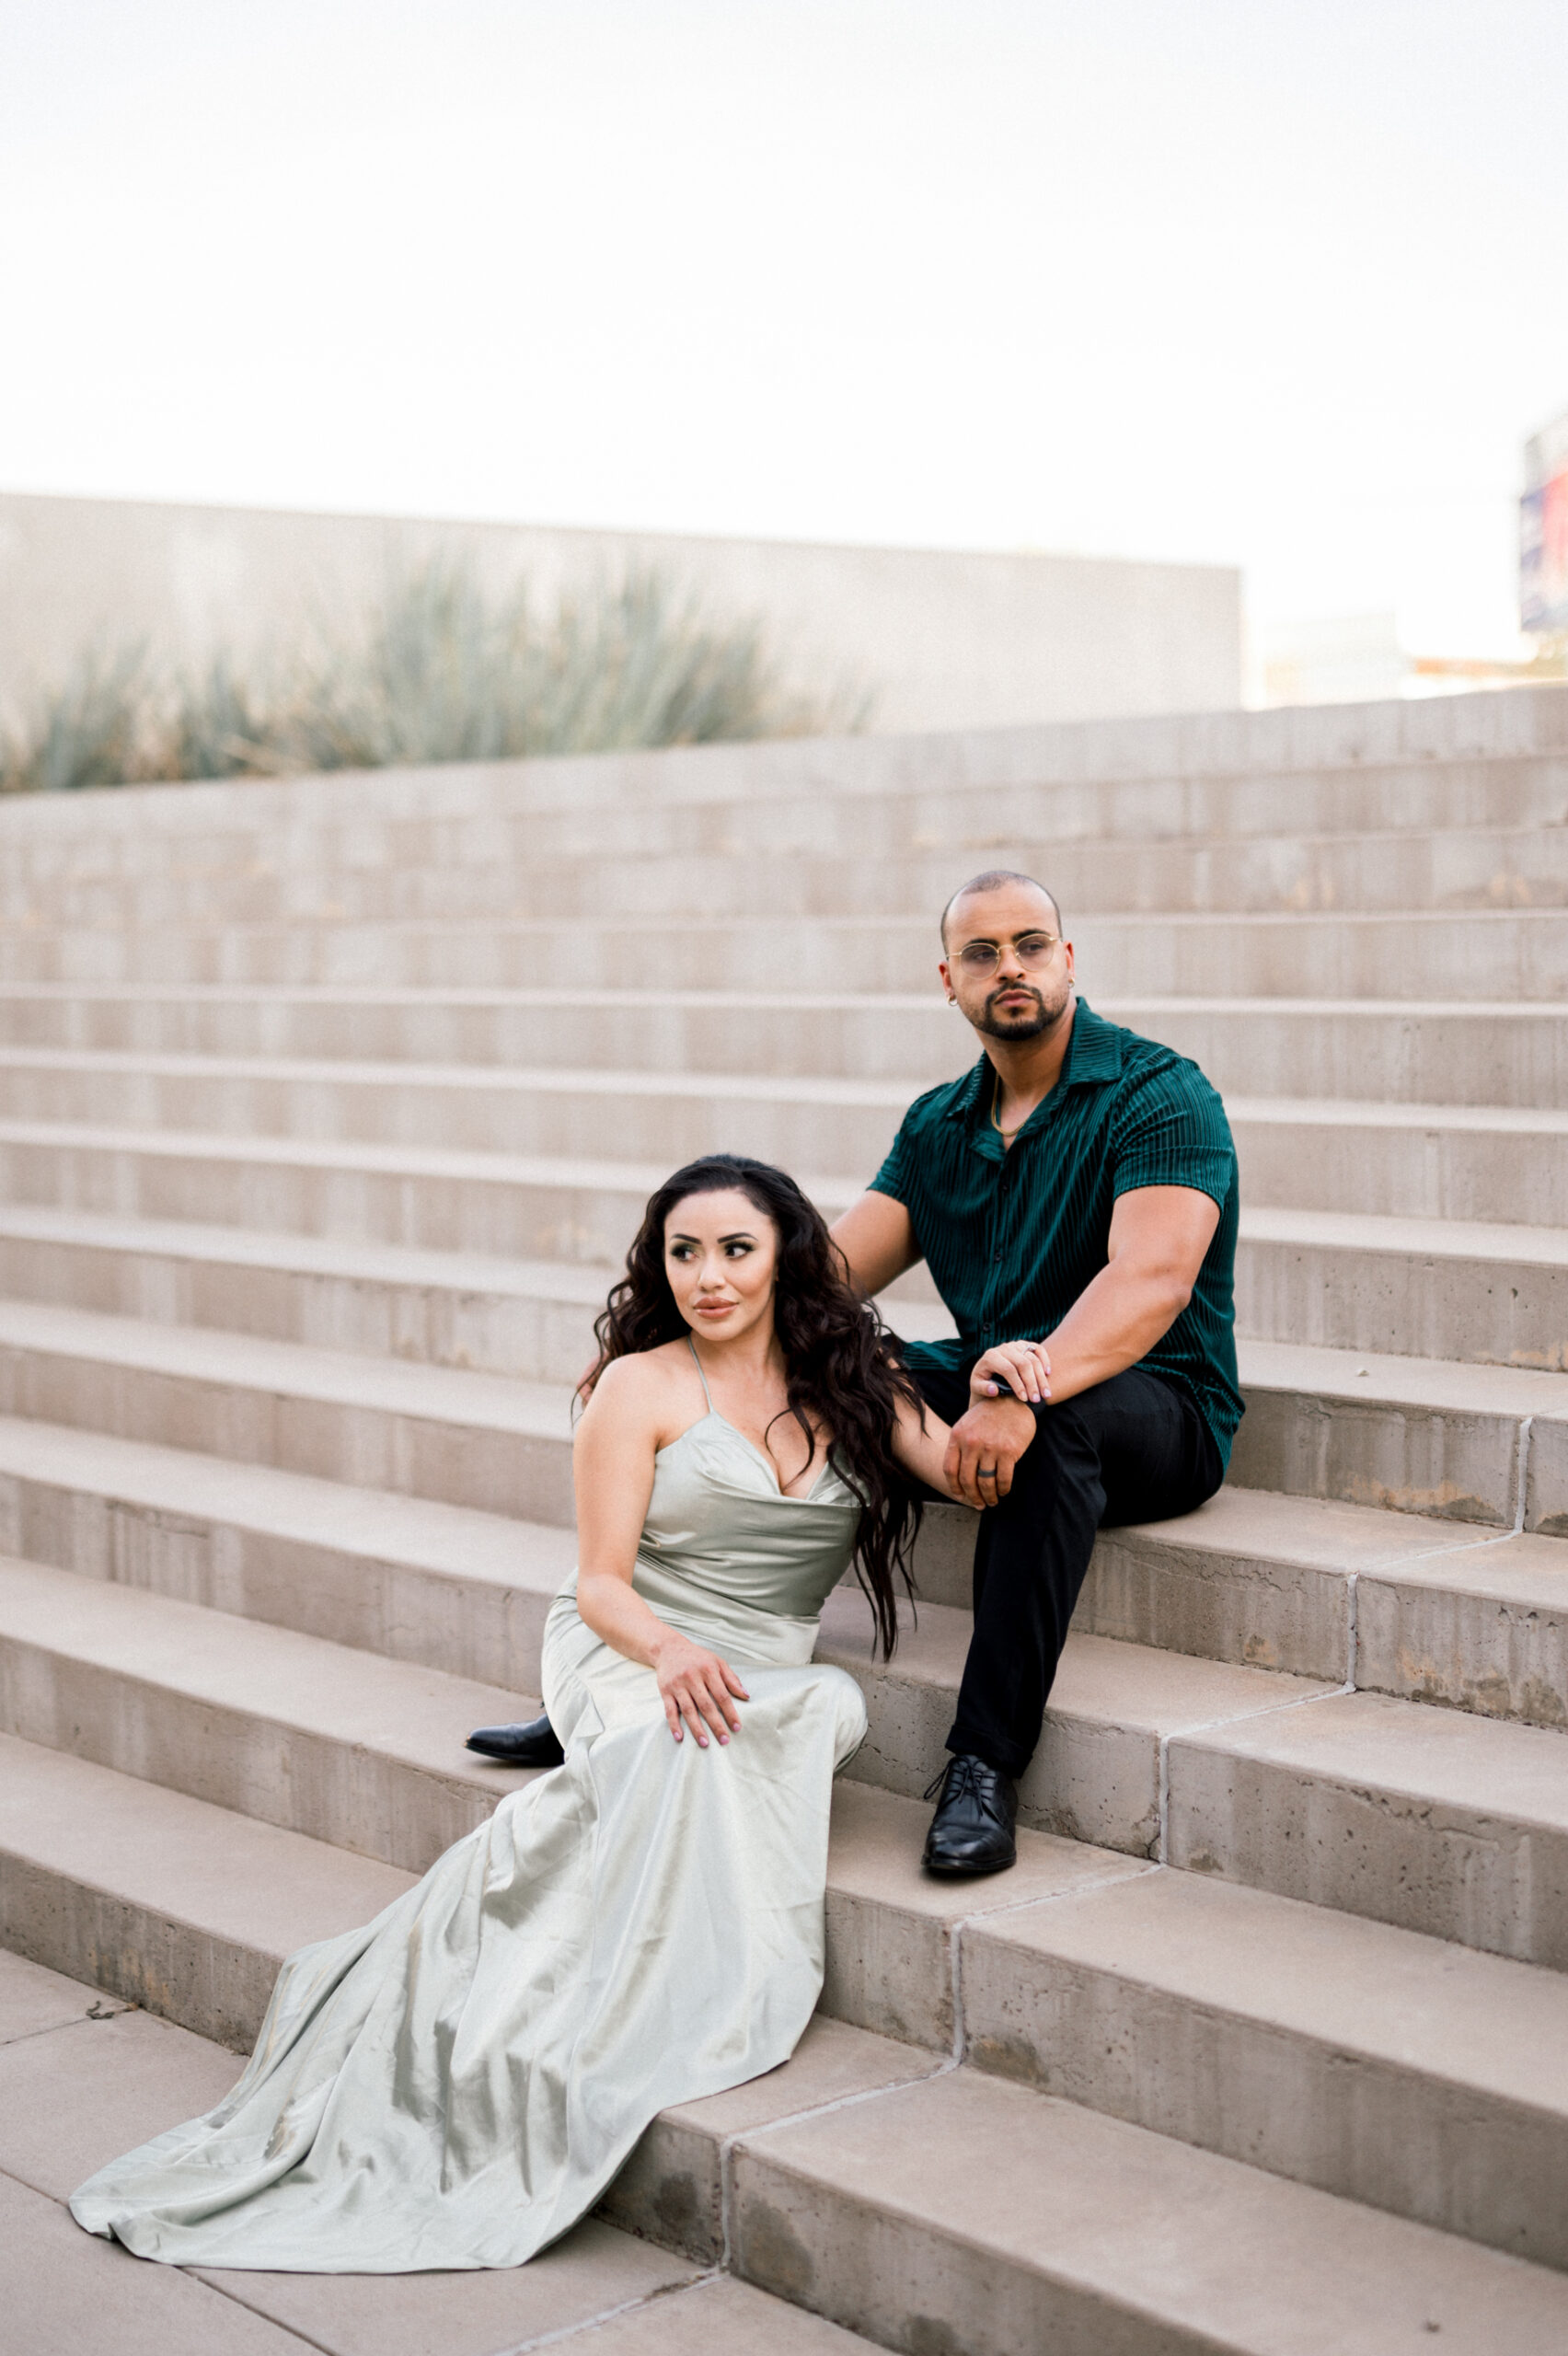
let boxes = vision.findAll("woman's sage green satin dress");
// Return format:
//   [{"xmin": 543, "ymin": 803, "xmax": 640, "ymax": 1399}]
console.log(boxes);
[{"xmin": 69, "ymin": 1381, "xmax": 870, "ymax": 2272}]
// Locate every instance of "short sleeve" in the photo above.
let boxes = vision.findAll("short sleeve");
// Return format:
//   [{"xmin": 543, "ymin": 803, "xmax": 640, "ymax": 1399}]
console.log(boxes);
[
  {"xmin": 869, "ymin": 1122, "xmax": 913, "ymax": 1204},
  {"xmin": 1110, "ymin": 1064, "xmax": 1235, "ymax": 1210}
]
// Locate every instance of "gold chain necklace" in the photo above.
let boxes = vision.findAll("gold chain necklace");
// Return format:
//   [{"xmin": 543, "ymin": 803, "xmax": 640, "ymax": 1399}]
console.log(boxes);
[{"xmin": 990, "ymin": 1068, "xmax": 1028, "ymax": 1142}]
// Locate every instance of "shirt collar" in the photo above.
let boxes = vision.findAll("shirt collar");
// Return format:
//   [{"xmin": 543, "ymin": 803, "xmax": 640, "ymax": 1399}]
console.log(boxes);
[
  {"xmin": 1061, "ymin": 997, "xmax": 1124, "ymax": 1085},
  {"xmin": 944, "ymin": 995, "xmax": 1123, "ymax": 1125}
]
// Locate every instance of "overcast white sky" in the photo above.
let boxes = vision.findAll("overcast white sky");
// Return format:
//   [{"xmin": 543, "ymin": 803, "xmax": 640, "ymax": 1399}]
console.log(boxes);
[{"xmin": 3, "ymin": 1, "xmax": 1565, "ymax": 654}]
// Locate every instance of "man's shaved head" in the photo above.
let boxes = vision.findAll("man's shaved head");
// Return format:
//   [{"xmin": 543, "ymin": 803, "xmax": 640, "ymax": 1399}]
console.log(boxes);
[{"xmin": 940, "ymin": 870, "xmax": 1063, "ymax": 949}]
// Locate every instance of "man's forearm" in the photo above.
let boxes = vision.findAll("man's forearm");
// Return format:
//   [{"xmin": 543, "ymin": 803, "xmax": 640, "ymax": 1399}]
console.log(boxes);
[{"xmin": 1037, "ymin": 1261, "xmax": 1192, "ymax": 1403}]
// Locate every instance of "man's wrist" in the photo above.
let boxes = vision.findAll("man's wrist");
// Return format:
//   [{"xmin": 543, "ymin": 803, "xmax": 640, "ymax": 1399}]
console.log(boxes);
[{"xmin": 981, "ymin": 1395, "xmax": 1037, "ymax": 1447}]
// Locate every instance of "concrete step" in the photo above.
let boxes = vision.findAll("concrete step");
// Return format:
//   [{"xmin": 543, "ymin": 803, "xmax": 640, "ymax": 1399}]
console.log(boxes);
[
  {"xmin": 726, "ymin": 2056, "xmax": 1568, "ymax": 2350},
  {"xmin": 6, "ymin": 907, "xmax": 1568, "ymax": 1001},
  {"xmin": 877, "ymin": 1599, "xmax": 1348, "ymax": 1856},
  {"xmin": 1228, "ymin": 1336, "xmax": 1568, "ymax": 1530},
  {"xmin": 0, "ymin": 1555, "xmax": 544, "ymax": 1872},
  {"xmin": 1168, "ymin": 1684, "xmax": 1568, "ymax": 1964},
  {"xmin": 0, "ymin": 1121, "xmax": 692, "ymax": 1262},
  {"xmin": 6, "ymin": 987, "xmax": 1568, "ymax": 1109},
  {"xmin": 0, "ymin": 1548, "xmax": 1329, "ymax": 1864},
  {"xmin": 29, "ymin": 1486, "xmax": 1511, "ymax": 1948},
  {"xmin": 5, "ymin": 1198, "xmax": 1568, "ymax": 1376},
  {"xmin": 11, "ymin": 821, "xmax": 1568, "ymax": 927},
  {"xmin": 0, "ymin": 1731, "xmax": 414, "ymax": 2050},
  {"xmin": 8, "ymin": 751, "xmax": 1568, "ymax": 890},
  {"xmin": 5, "ymin": 1295, "xmax": 1568, "ymax": 1542},
  {"xmin": 5, "ymin": 1102, "xmax": 1568, "ymax": 1244},
  {"xmin": 0, "ymin": 1415, "xmax": 576, "ymax": 1689},
  {"xmin": 11, "ymin": 1288, "xmax": 1568, "ymax": 1536},
  {"xmin": 958, "ymin": 1862, "xmax": 1568, "ymax": 2269},
  {"xmin": 8, "ymin": 1407, "xmax": 1565, "ymax": 1731},
  {"xmin": 0, "ymin": 1299, "xmax": 578, "ymax": 1520},
  {"xmin": 0, "ymin": 1716, "xmax": 1141, "ymax": 2062},
  {"xmin": 0, "ymin": 1045, "xmax": 923, "ymax": 1168},
  {"xmin": 1232, "ymin": 1095, "xmax": 1568, "ymax": 1225},
  {"xmin": 1235, "ymin": 1205, "xmax": 1568, "ymax": 1369},
  {"xmin": 398, "ymin": 750, "xmax": 1568, "ymax": 859},
  {"xmin": 6, "ymin": 1742, "xmax": 1568, "ymax": 2342},
  {"xmin": 818, "ymin": 1589, "xmax": 1339, "ymax": 1854},
  {"xmin": 824, "ymin": 1586, "xmax": 1568, "ymax": 1954},
  {"xmin": 13, "ymin": 1052, "xmax": 1568, "ymax": 1200},
  {"xmin": 0, "ymin": 1205, "xmax": 623, "ymax": 1380},
  {"xmin": 0, "ymin": 683, "xmax": 1561, "ymax": 858},
  {"xmin": 930, "ymin": 1481, "xmax": 1568, "ymax": 1725}
]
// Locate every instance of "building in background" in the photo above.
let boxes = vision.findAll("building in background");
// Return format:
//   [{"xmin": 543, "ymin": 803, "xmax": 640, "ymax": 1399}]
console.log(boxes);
[{"xmin": 0, "ymin": 491, "xmax": 1241, "ymax": 740}]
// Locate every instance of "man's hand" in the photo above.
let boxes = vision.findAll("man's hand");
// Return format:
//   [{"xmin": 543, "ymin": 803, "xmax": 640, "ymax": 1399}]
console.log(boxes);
[{"xmin": 943, "ymin": 1393, "xmax": 1036, "ymax": 1507}]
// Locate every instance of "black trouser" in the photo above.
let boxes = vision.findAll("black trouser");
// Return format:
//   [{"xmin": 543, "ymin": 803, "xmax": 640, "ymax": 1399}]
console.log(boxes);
[{"xmin": 907, "ymin": 1360, "xmax": 1223, "ymax": 1782}]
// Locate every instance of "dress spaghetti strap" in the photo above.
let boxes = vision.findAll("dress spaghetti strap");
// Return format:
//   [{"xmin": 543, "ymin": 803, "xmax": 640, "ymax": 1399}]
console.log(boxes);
[{"xmin": 686, "ymin": 1334, "xmax": 714, "ymax": 1408}]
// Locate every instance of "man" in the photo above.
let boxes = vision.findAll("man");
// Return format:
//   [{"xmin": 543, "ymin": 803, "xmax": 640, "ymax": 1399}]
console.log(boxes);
[
  {"xmin": 826, "ymin": 869, "xmax": 1241, "ymax": 1873},
  {"xmin": 471, "ymin": 870, "xmax": 1242, "ymax": 1880}
]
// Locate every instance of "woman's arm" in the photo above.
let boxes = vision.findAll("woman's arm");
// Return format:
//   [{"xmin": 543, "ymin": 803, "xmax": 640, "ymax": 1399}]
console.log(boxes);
[
  {"xmin": 889, "ymin": 1387, "xmax": 971, "ymax": 1505},
  {"xmin": 572, "ymin": 1358, "xmax": 750, "ymax": 1747}
]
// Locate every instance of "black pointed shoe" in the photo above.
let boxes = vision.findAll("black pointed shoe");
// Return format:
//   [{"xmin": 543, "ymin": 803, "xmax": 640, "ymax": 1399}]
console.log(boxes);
[
  {"xmin": 921, "ymin": 1751, "xmax": 1018, "ymax": 1876},
  {"xmin": 466, "ymin": 1713, "xmax": 565, "ymax": 1768}
]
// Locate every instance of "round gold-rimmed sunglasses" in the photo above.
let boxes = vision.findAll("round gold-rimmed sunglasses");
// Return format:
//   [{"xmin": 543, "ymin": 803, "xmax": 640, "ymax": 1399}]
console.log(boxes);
[{"xmin": 951, "ymin": 930, "xmax": 1061, "ymax": 977}]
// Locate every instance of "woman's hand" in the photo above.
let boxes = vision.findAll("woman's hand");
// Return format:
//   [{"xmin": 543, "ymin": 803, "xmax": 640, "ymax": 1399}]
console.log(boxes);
[
  {"xmin": 970, "ymin": 1339, "xmax": 1052, "ymax": 1407},
  {"xmin": 651, "ymin": 1631, "xmax": 750, "ymax": 1747}
]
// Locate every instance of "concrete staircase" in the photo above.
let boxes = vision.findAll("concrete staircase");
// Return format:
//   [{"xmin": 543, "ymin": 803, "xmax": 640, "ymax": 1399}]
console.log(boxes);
[{"xmin": 5, "ymin": 690, "xmax": 1568, "ymax": 2350}]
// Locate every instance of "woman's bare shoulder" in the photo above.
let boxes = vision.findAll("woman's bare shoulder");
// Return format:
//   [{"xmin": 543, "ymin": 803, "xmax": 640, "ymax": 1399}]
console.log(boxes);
[{"xmin": 581, "ymin": 1343, "xmax": 700, "ymax": 1431}]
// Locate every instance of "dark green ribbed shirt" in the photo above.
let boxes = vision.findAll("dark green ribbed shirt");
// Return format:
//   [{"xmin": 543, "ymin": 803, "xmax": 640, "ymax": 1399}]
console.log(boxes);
[{"xmin": 870, "ymin": 997, "xmax": 1243, "ymax": 1467}]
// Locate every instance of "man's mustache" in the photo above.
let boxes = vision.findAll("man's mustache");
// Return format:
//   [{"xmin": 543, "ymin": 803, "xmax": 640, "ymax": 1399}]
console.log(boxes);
[{"xmin": 986, "ymin": 982, "xmax": 1046, "ymax": 1018}]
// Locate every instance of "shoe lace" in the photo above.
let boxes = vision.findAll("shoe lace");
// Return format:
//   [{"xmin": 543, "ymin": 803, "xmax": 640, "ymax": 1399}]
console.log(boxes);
[{"xmin": 923, "ymin": 1753, "xmax": 985, "ymax": 1806}]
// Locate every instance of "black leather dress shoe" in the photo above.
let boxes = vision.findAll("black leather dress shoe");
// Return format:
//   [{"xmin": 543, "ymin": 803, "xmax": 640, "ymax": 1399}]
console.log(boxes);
[
  {"xmin": 921, "ymin": 1752, "xmax": 1018, "ymax": 1875},
  {"xmin": 466, "ymin": 1713, "xmax": 565, "ymax": 1768}
]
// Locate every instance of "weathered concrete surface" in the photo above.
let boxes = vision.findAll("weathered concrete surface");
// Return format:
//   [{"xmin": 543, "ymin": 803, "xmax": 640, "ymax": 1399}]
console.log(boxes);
[
  {"xmin": 821, "ymin": 1780, "xmax": 1149, "ymax": 2049},
  {"xmin": 730, "ymin": 2065, "xmax": 1568, "ymax": 2353},
  {"xmin": 599, "ymin": 2012, "xmax": 940, "ymax": 2264},
  {"xmin": 6, "ymin": 906, "xmax": 1568, "ymax": 999},
  {"xmin": 960, "ymin": 1868, "xmax": 1568, "ymax": 2265},
  {"xmin": 1167, "ymin": 1687, "xmax": 1568, "ymax": 1961},
  {"xmin": 1355, "ymin": 1528, "xmax": 1568, "ymax": 1727},
  {"xmin": 820, "ymin": 1591, "xmax": 1339, "ymax": 1854},
  {"xmin": 0, "ymin": 1731, "xmax": 415, "ymax": 2047}
]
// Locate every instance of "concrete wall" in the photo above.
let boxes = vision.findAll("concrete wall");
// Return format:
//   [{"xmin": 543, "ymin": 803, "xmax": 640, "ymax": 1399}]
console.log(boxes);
[{"xmin": 0, "ymin": 491, "xmax": 1241, "ymax": 736}]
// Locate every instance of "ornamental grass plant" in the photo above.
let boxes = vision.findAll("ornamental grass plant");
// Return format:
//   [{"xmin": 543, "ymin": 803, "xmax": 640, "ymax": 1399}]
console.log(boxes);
[{"xmin": 0, "ymin": 561, "xmax": 860, "ymax": 791}]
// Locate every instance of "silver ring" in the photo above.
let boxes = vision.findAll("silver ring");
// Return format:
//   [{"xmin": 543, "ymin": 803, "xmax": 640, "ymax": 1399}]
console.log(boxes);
[{"xmin": 978, "ymin": 1464, "xmax": 997, "ymax": 1479}]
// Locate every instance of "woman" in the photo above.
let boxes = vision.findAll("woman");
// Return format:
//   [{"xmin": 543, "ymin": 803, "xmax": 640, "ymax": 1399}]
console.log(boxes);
[{"xmin": 70, "ymin": 1154, "xmax": 1030, "ymax": 2273}]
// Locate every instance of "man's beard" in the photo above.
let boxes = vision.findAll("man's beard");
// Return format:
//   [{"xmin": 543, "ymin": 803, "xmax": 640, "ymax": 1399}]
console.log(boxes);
[{"xmin": 971, "ymin": 980, "xmax": 1072, "ymax": 1042}]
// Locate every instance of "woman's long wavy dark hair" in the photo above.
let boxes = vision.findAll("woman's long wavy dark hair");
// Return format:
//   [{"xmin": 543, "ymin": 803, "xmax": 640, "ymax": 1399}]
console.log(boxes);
[{"xmin": 585, "ymin": 1153, "xmax": 924, "ymax": 1657}]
